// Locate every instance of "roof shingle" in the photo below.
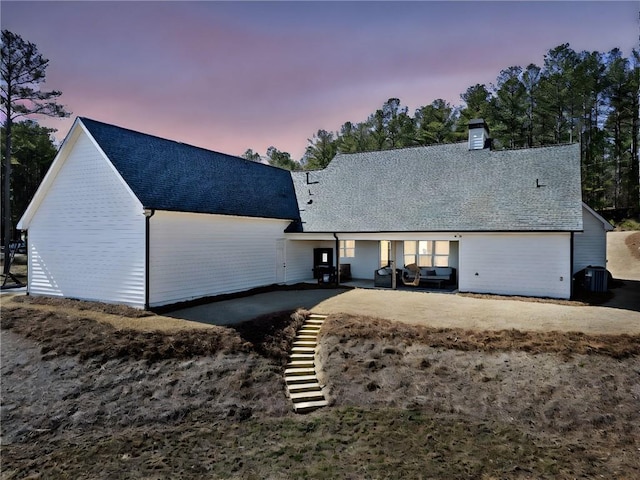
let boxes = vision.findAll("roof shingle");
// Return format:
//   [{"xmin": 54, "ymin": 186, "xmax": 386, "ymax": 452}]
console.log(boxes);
[
  {"xmin": 290, "ymin": 142, "xmax": 583, "ymax": 232},
  {"xmin": 81, "ymin": 118, "xmax": 300, "ymax": 221}
]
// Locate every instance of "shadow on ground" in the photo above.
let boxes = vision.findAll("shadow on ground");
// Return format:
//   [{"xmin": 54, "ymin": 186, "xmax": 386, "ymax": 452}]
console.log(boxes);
[
  {"xmin": 602, "ymin": 279, "xmax": 640, "ymax": 313},
  {"xmin": 166, "ymin": 288, "xmax": 349, "ymax": 326}
]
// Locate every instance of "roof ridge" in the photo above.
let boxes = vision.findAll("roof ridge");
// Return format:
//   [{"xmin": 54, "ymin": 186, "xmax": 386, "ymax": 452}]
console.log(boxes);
[{"xmin": 79, "ymin": 116, "xmax": 282, "ymax": 169}]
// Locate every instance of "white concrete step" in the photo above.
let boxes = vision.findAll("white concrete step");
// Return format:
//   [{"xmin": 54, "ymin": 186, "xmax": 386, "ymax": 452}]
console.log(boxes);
[
  {"xmin": 290, "ymin": 353, "xmax": 315, "ymax": 361},
  {"xmin": 286, "ymin": 360, "xmax": 315, "ymax": 368},
  {"xmin": 298, "ymin": 329, "xmax": 320, "ymax": 336},
  {"xmin": 291, "ymin": 346, "xmax": 315, "ymax": 353},
  {"xmin": 285, "ymin": 374, "xmax": 318, "ymax": 384},
  {"xmin": 305, "ymin": 320, "xmax": 325, "ymax": 326},
  {"xmin": 284, "ymin": 367, "xmax": 316, "ymax": 376},
  {"xmin": 295, "ymin": 334, "xmax": 318, "ymax": 341},
  {"xmin": 287, "ymin": 382, "xmax": 321, "ymax": 393},
  {"xmin": 298, "ymin": 325, "xmax": 320, "ymax": 335},
  {"xmin": 293, "ymin": 340, "xmax": 317, "ymax": 347},
  {"xmin": 308, "ymin": 314, "xmax": 327, "ymax": 320},
  {"xmin": 289, "ymin": 390, "xmax": 325, "ymax": 402},
  {"xmin": 293, "ymin": 399, "xmax": 329, "ymax": 413}
]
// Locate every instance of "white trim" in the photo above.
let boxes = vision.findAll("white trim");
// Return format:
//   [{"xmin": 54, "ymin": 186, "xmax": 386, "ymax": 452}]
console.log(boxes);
[
  {"xmin": 17, "ymin": 118, "xmax": 144, "ymax": 229},
  {"xmin": 581, "ymin": 203, "xmax": 614, "ymax": 231},
  {"xmin": 18, "ymin": 118, "xmax": 83, "ymax": 229}
]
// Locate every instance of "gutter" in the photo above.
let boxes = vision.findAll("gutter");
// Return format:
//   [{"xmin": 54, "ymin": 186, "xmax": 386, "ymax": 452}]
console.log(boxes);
[{"xmin": 144, "ymin": 208, "xmax": 156, "ymax": 310}]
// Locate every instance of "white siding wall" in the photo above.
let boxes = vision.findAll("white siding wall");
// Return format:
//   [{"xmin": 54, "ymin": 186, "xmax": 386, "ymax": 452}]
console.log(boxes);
[
  {"xmin": 459, "ymin": 233, "xmax": 571, "ymax": 299},
  {"xmin": 285, "ymin": 240, "xmax": 333, "ymax": 282},
  {"xmin": 27, "ymin": 131, "xmax": 146, "ymax": 307},
  {"xmin": 573, "ymin": 207, "xmax": 607, "ymax": 273},
  {"xmin": 149, "ymin": 212, "xmax": 290, "ymax": 306},
  {"xmin": 345, "ymin": 241, "xmax": 379, "ymax": 279}
]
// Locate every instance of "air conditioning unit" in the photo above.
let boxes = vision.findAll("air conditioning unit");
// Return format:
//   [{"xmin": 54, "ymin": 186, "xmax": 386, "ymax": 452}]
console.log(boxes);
[{"xmin": 584, "ymin": 266, "xmax": 608, "ymax": 293}]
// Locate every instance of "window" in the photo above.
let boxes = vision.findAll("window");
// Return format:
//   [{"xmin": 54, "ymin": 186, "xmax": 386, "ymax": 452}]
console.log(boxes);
[
  {"xmin": 403, "ymin": 241, "xmax": 449, "ymax": 267},
  {"xmin": 379, "ymin": 240, "xmax": 390, "ymax": 267},
  {"xmin": 339, "ymin": 240, "xmax": 355, "ymax": 258}
]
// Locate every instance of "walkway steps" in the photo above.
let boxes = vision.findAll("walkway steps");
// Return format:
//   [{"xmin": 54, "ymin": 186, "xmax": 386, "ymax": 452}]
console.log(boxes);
[{"xmin": 284, "ymin": 313, "xmax": 328, "ymax": 413}]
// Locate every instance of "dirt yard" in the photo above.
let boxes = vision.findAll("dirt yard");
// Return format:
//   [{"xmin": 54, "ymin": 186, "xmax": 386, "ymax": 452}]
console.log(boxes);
[
  {"xmin": 2, "ymin": 232, "xmax": 639, "ymax": 478},
  {"xmin": 2, "ymin": 294, "xmax": 639, "ymax": 479}
]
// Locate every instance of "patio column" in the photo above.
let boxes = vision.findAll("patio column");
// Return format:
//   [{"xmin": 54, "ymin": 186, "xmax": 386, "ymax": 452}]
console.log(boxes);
[{"xmin": 390, "ymin": 240, "xmax": 397, "ymax": 289}]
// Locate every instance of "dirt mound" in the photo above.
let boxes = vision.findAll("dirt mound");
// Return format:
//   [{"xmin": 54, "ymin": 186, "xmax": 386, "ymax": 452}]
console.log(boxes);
[
  {"xmin": 1, "ymin": 304, "xmax": 306, "ymax": 364},
  {"xmin": 626, "ymin": 231, "xmax": 640, "ymax": 261},
  {"xmin": 322, "ymin": 314, "xmax": 640, "ymax": 359}
]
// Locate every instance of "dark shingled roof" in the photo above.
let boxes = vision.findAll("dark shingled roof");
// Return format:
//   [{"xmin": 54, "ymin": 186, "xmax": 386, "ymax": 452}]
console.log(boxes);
[
  {"xmin": 80, "ymin": 118, "xmax": 300, "ymax": 221},
  {"xmin": 290, "ymin": 142, "xmax": 583, "ymax": 233}
]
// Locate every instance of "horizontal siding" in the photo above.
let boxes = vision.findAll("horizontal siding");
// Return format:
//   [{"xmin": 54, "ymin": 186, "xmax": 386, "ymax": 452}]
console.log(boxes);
[
  {"xmin": 345, "ymin": 241, "xmax": 379, "ymax": 279},
  {"xmin": 573, "ymin": 207, "xmax": 607, "ymax": 273},
  {"xmin": 149, "ymin": 212, "xmax": 290, "ymax": 306},
  {"xmin": 28, "ymin": 131, "xmax": 145, "ymax": 307},
  {"xmin": 285, "ymin": 240, "xmax": 334, "ymax": 282},
  {"xmin": 459, "ymin": 233, "xmax": 571, "ymax": 299}
]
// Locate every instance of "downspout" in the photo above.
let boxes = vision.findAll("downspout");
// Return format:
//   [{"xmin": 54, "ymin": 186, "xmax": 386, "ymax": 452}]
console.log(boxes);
[
  {"xmin": 570, "ymin": 232, "xmax": 575, "ymax": 299},
  {"xmin": 144, "ymin": 208, "xmax": 156, "ymax": 310},
  {"xmin": 333, "ymin": 233, "xmax": 340, "ymax": 286}
]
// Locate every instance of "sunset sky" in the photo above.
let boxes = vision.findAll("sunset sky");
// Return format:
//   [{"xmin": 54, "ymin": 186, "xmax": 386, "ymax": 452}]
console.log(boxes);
[{"xmin": 2, "ymin": 1, "xmax": 638, "ymax": 159}]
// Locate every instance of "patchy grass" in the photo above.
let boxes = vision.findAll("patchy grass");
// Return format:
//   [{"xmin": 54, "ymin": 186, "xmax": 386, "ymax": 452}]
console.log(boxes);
[
  {"xmin": 321, "ymin": 314, "xmax": 640, "ymax": 359},
  {"xmin": 2, "ymin": 299, "xmax": 639, "ymax": 479},
  {"xmin": 1, "ymin": 300, "xmax": 306, "ymax": 364},
  {"xmin": 616, "ymin": 218, "xmax": 640, "ymax": 231},
  {"xmin": 4, "ymin": 407, "xmax": 635, "ymax": 480}
]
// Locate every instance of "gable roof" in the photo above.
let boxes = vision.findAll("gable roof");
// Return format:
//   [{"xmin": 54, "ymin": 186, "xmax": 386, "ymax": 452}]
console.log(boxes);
[
  {"xmin": 290, "ymin": 142, "xmax": 583, "ymax": 233},
  {"xmin": 79, "ymin": 118, "xmax": 300, "ymax": 221},
  {"xmin": 582, "ymin": 203, "xmax": 614, "ymax": 231}
]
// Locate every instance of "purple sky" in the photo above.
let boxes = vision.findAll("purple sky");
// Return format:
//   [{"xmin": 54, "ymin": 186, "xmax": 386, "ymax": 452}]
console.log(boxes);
[{"xmin": 2, "ymin": 1, "xmax": 638, "ymax": 159}]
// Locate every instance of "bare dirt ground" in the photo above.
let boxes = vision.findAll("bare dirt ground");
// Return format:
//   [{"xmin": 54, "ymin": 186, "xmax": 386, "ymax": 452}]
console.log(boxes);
[{"xmin": 1, "ymin": 233, "xmax": 639, "ymax": 478}]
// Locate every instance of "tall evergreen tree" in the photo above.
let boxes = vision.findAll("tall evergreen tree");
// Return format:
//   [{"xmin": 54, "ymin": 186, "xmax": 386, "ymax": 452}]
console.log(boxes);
[
  {"xmin": 1, "ymin": 29, "xmax": 69, "ymax": 280},
  {"xmin": 414, "ymin": 99, "xmax": 457, "ymax": 145},
  {"xmin": 304, "ymin": 129, "xmax": 337, "ymax": 170}
]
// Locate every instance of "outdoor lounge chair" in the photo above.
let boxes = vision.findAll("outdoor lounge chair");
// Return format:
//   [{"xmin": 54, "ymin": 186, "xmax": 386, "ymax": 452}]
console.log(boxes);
[{"xmin": 402, "ymin": 263, "xmax": 421, "ymax": 287}]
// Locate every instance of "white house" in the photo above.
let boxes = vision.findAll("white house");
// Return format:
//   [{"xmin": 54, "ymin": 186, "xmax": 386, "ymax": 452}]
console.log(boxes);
[
  {"xmin": 18, "ymin": 118, "xmax": 612, "ymax": 307},
  {"xmin": 17, "ymin": 118, "xmax": 300, "ymax": 308}
]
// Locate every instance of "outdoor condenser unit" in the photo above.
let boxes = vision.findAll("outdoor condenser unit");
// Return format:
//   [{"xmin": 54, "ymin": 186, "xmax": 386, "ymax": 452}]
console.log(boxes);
[{"xmin": 584, "ymin": 266, "xmax": 608, "ymax": 293}]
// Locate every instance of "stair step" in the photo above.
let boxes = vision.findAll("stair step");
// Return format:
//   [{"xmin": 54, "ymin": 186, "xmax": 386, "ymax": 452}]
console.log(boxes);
[
  {"xmin": 286, "ymin": 360, "xmax": 315, "ymax": 368},
  {"xmin": 291, "ymin": 346, "xmax": 315, "ymax": 353},
  {"xmin": 301, "ymin": 324, "xmax": 321, "ymax": 330},
  {"xmin": 293, "ymin": 399, "xmax": 329, "ymax": 413},
  {"xmin": 285, "ymin": 374, "xmax": 318, "ymax": 384},
  {"xmin": 287, "ymin": 382, "xmax": 321, "ymax": 393},
  {"xmin": 284, "ymin": 367, "xmax": 316, "ymax": 376},
  {"xmin": 295, "ymin": 334, "xmax": 318, "ymax": 340},
  {"xmin": 305, "ymin": 320, "xmax": 324, "ymax": 326},
  {"xmin": 293, "ymin": 340, "xmax": 317, "ymax": 347},
  {"xmin": 308, "ymin": 314, "xmax": 327, "ymax": 320},
  {"xmin": 298, "ymin": 329, "xmax": 320, "ymax": 336},
  {"xmin": 290, "ymin": 390, "xmax": 325, "ymax": 402},
  {"xmin": 290, "ymin": 353, "xmax": 315, "ymax": 360}
]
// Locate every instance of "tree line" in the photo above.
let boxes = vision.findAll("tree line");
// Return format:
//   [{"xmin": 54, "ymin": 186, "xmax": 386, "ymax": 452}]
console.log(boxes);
[
  {"xmin": 245, "ymin": 44, "xmax": 639, "ymax": 216},
  {"xmin": 3, "ymin": 32, "xmax": 639, "ymax": 258}
]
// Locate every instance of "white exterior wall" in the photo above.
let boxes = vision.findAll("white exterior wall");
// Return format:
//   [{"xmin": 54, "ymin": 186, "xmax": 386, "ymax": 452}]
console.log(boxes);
[
  {"xmin": 459, "ymin": 233, "xmax": 571, "ymax": 299},
  {"xmin": 26, "ymin": 130, "xmax": 146, "ymax": 307},
  {"xmin": 285, "ymin": 240, "xmax": 333, "ymax": 282},
  {"xmin": 149, "ymin": 211, "xmax": 291, "ymax": 306},
  {"xmin": 341, "ymin": 240, "xmax": 379, "ymax": 279},
  {"xmin": 573, "ymin": 206, "xmax": 608, "ymax": 273}
]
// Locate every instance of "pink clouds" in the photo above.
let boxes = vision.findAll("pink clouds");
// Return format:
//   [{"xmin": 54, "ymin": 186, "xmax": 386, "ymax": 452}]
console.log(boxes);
[{"xmin": 2, "ymin": 1, "xmax": 637, "ymax": 159}]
